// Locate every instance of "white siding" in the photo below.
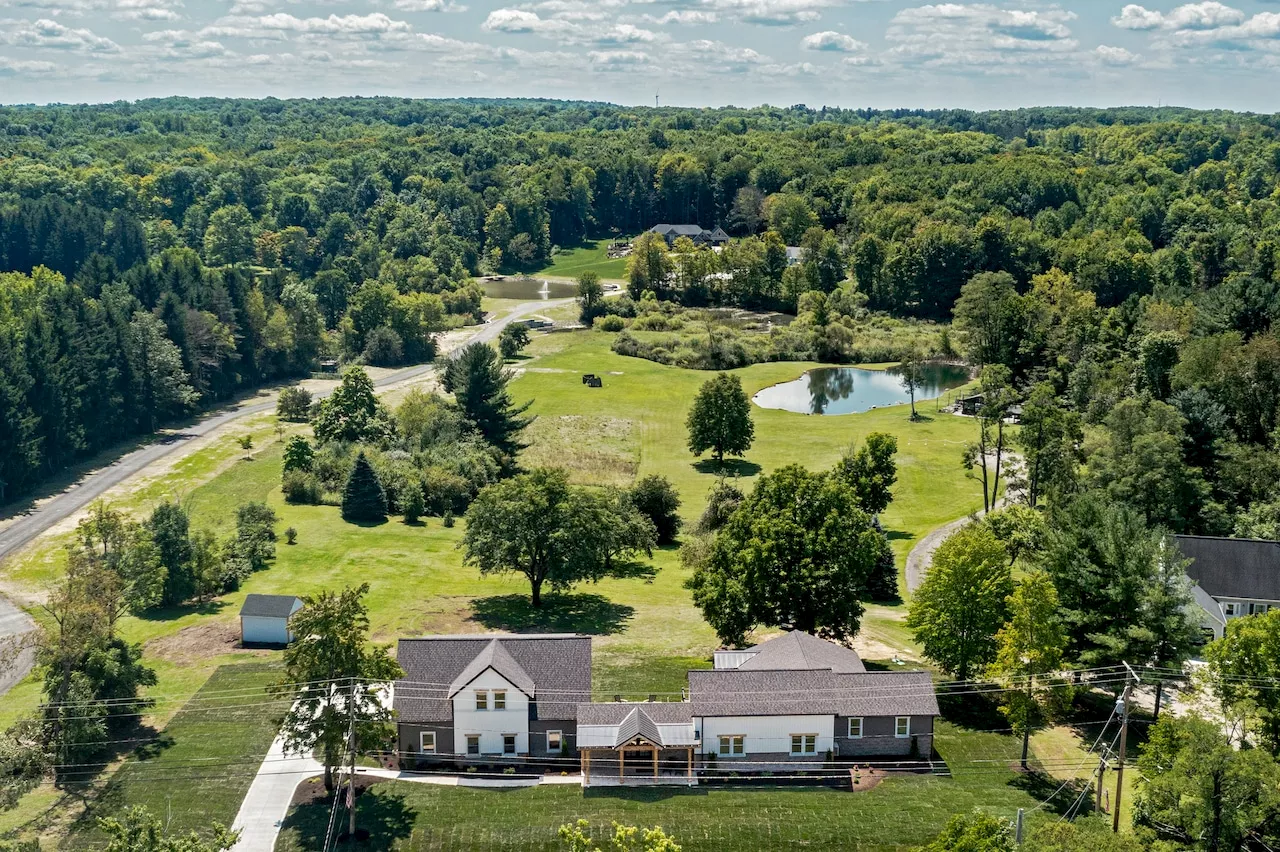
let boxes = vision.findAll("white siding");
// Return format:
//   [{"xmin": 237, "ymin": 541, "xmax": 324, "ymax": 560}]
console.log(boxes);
[
  {"xmin": 697, "ymin": 715, "xmax": 834, "ymax": 756},
  {"xmin": 241, "ymin": 616, "xmax": 289, "ymax": 644},
  {"xmin": 713, "ymin": 651, "xmax": 757, "ymax": 670},
  {"xmin": 451, "ymin": 668, "xmax": 530, "ymax": 755}
]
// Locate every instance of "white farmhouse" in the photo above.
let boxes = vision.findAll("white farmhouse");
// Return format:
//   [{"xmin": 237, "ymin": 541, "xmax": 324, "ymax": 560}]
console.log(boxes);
[{"xmin": 1177, "ymin": 534, "xmax": 1280, "ymax": 640}]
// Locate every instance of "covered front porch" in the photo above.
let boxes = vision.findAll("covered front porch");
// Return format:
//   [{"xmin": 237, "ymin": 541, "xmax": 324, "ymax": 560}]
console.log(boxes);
[
  {"xmin": 576, "ymin": 702, "xmax": 700, "ymax": 788},
  {"xmin": 580, "ymin": 743, "xmax": 697, "ymax": 787}
]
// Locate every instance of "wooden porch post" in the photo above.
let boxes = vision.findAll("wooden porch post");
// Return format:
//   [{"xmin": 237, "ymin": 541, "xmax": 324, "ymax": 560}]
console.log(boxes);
[
  {"xmin": 583, "ymin": 749, "xmax": 590, "ymax": 785},
  {"xmin": 619, "ymin": 748, "xmax": 625, "ymax": 781},
  {"xmin": 686, "ymin": 748, "xmax": 692, "ymax": 781},
  {"xmin": 652, "ymin": 746, "xmax": 659, "ymax": 779}
]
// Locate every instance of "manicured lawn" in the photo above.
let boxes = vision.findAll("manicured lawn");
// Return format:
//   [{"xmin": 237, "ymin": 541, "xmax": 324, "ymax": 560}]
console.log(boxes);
[
  {"xmin": 526, "ymin": 239, "xmax": 629, "ymax": 281},
  {"xmin": 0, "ymin": 327, "xmax": 990, "ymax": 844},
  {"xmin": 65, "ymin": 662, "xmax": 289, "ymax": 849},
  {"xmin": 274, "ymin": 720, "xmax": 1099, "ymax": 852}
]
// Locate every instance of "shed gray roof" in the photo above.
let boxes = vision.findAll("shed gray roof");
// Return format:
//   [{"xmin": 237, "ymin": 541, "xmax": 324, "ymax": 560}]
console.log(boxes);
[
  {"xmin": 577, "ymin": 702, "xmax": 693, "ymax": 726},
  {"xmin": 650, "ymin": 224, "xmax": 705, "ymax": 236},
  {"xmin": 1176, "ymin": 535, "xmax": 1280, "ymax": 603},
  {"xmin": 394, "ymin": 634, "xmax": 590, "ymax": 723},
  {"xmin": 688, "ymin": 669, "xmax": 939, "ymax": 718},
  {"xmin": 739, "ymin": 631, "xmax": 867, "ymax": 674},
  {"xmin": 239, "ymin": 594, "xmax": 301, "ymax": 619},
  {"xmin": 576, "ymin": 703, "xmax": 696, "ymax": 748}
]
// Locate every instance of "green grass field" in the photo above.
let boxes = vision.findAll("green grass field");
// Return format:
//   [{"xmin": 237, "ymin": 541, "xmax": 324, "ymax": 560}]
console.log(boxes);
[
  {"xmin": 65, "ymin": 663, "xmax": 288, "ymax": 849},
  {"xmin": 527, "ymin": 239, "xmax": 629, "ymax": 281},
  {"xmin": 273, "ymin": 718, "xmax": 1103, "ymax": 852},
  {"xmin": 0, "ymin": 326, "xmax": 994, "ymax": 846}
]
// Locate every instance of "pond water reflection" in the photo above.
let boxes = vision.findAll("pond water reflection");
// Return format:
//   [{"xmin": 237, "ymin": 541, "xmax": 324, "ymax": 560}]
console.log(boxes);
[
  {"xmin": 479, "ymin": 278, "xmax": 580, "ymax": 300},
  {"xmin": 752, "ymin": 364, "xmax": 971, "ymax": 415}
]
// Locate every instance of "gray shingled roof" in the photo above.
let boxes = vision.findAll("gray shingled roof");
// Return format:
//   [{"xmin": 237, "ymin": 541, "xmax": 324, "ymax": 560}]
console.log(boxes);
[
  {"xmin": 238, "ymin": 594, "xmax": 301, "ymax": 619},
  {"xmin": 739, "ymin": 631, "xmax": 867, "ymax": 674},
  {"xmin": 447, "ymin": 638, "xmax": 536, "ymax": 698},
  {"xmin": 394, "ymin": 634, "xmax": 590, "ymax": 723},
  {"xmin": 688, "ymin": 669, "xmax": 939, "ymax": 718},
  {"xmin": 1177, "ymin": 535, "xmax": 1280, "ymax": 602},
  {"xmin": 650, "ymin": 224, "xmax": 705, "ymax": 237}
]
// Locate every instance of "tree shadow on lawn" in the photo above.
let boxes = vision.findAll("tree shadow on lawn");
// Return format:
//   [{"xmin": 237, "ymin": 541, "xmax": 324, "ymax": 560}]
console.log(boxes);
[
  {"xmin": 134, "ymin": 599, "xmax": 229, "ymax": 622},
  {"xmin": 1008, "ymin": 767, "xmax": 1091, "ymax": 817},
  {"xmin": 583, "ymin": 786, "xmax": 709, "ymax": 802},
  {"xmin": 691, "ymin": 459, "xmax": 762, "ymax": 477},
  {"xmin": 469, "ymin": 593, "xmax": 635, "ymax": 636},
  {"xmin": 939, "ymin": 692, "xmax": 1006, "ymax": 732},
  {"xmin": 281, "ymin": 786, "xmax": 415, "ymax": 850}
]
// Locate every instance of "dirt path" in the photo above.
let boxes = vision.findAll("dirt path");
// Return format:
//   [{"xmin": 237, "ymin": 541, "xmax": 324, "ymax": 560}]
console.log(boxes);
[{"xmin": 0, "ymin": 296, "xmax": 575, "ymax": 697}]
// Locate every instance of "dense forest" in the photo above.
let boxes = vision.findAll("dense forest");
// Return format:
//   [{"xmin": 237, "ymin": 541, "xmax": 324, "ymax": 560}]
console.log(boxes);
[{"xmin": 2, "ymin": 96, "xmax": 1280, "ymax": 521}]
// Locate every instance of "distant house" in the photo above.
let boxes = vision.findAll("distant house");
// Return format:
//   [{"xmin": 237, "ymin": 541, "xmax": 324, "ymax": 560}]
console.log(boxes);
[
  {"xmin": 785, "ymin": 246, "xmax": 806, "ymax": 267},
  {"xmin": 576, "ymin": 631, "xmax": 939, "ymax": 784},
  {"xmin": 648, "ymin": 224, "xmax": 730, "ymax": 248},
  {"xmin": 1176, "ymin": 535, "xmax": 1280, "ymax": 640},
  {"xmin": 394, "ymin": 634, "xmax": 591, "ymax": 760},
  {"xmin": 239, "ymin": 594, "xmax": 303, "ymax": 645}
]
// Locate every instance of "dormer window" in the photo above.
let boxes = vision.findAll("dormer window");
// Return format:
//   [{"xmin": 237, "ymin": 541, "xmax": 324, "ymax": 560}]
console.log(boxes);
[{"xmin": 475, "ymin": 690, "xmax": 488, "ymax": 710}]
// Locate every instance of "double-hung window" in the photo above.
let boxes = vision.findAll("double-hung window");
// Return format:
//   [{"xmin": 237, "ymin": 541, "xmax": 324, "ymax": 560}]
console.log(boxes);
[
  {"xmin": 547, "ymin": 730, "xmax": 563, "ymax": 752},
  {"xmin": 494, "ymin": 690, "xmax": 507, "ymax": 710},
  {"xmin": 718, "ymin": 735, "xmax": 745, "ymax": 757},
  {"xmin": 847, "ymin": 718, "xmax": 863, "ymax": 739},
  {"xmin": 466, "ymin": 735, "xmax": 480, "ymax": 755},
  {"xmin": 895, "ymin": 717, "xmax": 911, "ymax": 738},
  {"xmin": 1224, "ymin": 602, "xmax": 1239, "ymax": 617},
  {"xmin": 420, "ymin": 731, "xmax": 436, "ymax": 753},
  {"xmin": 502, "ymin": 734, "xmax": 517, "ymax": 755},
  {"xmin": 475, "ymin": 690, "xmax": 488, "ymax": 710},
  {"xmin": 790, "ymin": 734, "xmax": 817, "ymax": 755}
]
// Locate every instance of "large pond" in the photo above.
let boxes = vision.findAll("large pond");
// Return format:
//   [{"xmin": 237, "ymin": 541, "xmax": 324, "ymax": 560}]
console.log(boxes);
[
  {"xmin": 479, "ymin": 278, "xmax": 579, "ymax": 300},
  {"xmin": 753, "ymin": 363, "xmax": 971, "ymax": 416}
]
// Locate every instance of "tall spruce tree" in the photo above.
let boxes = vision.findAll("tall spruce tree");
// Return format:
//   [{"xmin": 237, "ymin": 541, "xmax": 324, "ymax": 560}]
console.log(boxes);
[
  {"xmin": 341, "ymin": 452, "xmax": 387, "ymax": 523},
  {"xmin": 442, "ymin": 342, "xmax": 533, "ymax": 456}
]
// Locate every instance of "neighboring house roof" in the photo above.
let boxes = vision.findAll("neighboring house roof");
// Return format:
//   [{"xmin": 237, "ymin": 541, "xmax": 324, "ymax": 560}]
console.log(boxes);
[
  {"xmin": 576, "ymin": 702, "xmax": 698, "ymax": 748},
  {"xmin": 785, "ymin": 246, "xmax": 805, "ymax": 263},
  {"xmin": 238, "ymin": 594, "xmax": 302, "ymax": 619},
  {"xmin": 394, "ymin": 634, "xmax": 591, "ymax": 723},
  {"xmin": 650, "ymin": 224, "xmax": 705, "ymax": 237},
  {"xmin": 688, "ymin": 668, "xmax": 939, "ymax": 718},
  {"xmin": 737, "ymin": 631, "xmax": 867, "ymax": 674},
  {"xmin": 707, "ymin": 227, "xmax": 730, "ymax": 241},
  {"xmin": 1176, "ymin": 535, "xmax": 1280, "ymax": 603},
  {"xmin": 447, "ymin": 638, "xmax": 537, "ymax": 698}
]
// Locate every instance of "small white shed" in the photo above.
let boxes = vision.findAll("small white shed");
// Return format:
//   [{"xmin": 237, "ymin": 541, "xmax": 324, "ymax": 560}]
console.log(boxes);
[{"xmin": 239, "ymin": 594, "xmax": 303, "ymax": 645}]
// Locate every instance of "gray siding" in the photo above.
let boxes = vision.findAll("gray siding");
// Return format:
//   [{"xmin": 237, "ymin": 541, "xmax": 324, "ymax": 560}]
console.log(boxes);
[
  {"xmin": 530, "ymin": 720, "xmax": 577, "ymax": 756},
  {"xmin": 834, "ymin": 715, "xmax": 935, "ymax": 758},
  {"xmin": 398, "ymin": 723, "xmax": 453, "ymax": 756}
]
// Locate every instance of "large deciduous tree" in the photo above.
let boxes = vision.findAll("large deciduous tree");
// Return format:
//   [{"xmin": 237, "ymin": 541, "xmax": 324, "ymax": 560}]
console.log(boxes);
[
  {"xmin": 1204, "ymin": 609, "xmax": 1280, "ymax": 753},
  {"xmin": 686, "ymin": 372, "xmax": 754, "ymax": 465},
  {"xmin": 1011, "ymin": 382, "xmax": 1082, "ymax": 508},
  {"xmin": 629, "ymin": 475, "xmax": 682, "ymax": 546},
  {"xmin": 462, "ymin": 468, "xmax": 653, "ymax": 608},
  {"xmin": 906, "ymin": 523, "xmax": 1012, "ymax": 681},
  {"xmin": 833, "ymin": 432, "xmax": 898, "ymax": 516},
  {"xmin": 685, "ymin": 464, "xmax": 888, "ymax": 646},
  {"xmin": 274, "ymin": 584, "xmax": 403, "ymax": 793},
  {"xmin": 442, "ymin": 342, "xmax": 533, "ymax": 457},
  {"xmin": 312, "ymin": 366, "xmax": 388, "ymax": 445}
]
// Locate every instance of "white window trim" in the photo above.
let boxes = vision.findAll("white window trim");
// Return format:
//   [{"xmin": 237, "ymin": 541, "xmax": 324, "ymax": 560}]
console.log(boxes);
[
  {"xmin": 465, "ymin": 734, "xmax": 480, "ymax": 755},
  {"xmin": 895, "ymin": 716, "xmax": 911, "ymax": 739},
  {"xmin": 502, "ymin": 734, "xmax": 518, "ymax": 755},
  {"xmin": 848, "ymin": 718, "xmax": 863, "ymax": 739},
  {"xmin": 547, "ymin": 730, "xmax": 563, "ymax": 751},
  {"xmin": 790, "ymin": 734, "xmax": 818, "ymax": 755},
  {"xmin": 1224, "ymin": 602, "xmax": 1238, "ymax": 617},
  {"xmin": 494, "ymin": 690, "xmax": 507, "ymax": 710},
  {"xmin": 419, "ymin": 731, "xmax": 436, "ymax": 753},
  {"xmin": 718, "ymin": 735, "xmax": 745, "ymax": 757},
  {"xmin": 475, "ymin": 689, "xmax": 488, "ymax": 710}
]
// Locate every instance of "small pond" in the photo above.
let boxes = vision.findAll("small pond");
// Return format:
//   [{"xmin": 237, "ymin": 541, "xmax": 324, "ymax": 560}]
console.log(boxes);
[
  {"xmin": 752, "ymin": 363, "xmax": 971, "ymax": 416},
  {"xmin": 479, "ymin": 278, "xmax": 580, "ymax": 300}
]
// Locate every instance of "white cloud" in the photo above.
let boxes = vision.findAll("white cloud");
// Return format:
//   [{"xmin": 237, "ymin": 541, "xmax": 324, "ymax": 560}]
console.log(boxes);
[
  {"xmin": 1094, "ymin": 44, "xmax": 1140, "ymax": 64},
  {"xmin": 482, "ymin": 8, "xmax": 557, "ymax": 32},
  {"xmin": 391, "ymin": 0, "xmax": 466, "ymax": 11},
  {"xmin": 800, "ymin": 30, "xmax": 865, "ymax": 52},
  {"xmin": 700, "ymin": 0, "xmax": 838, "ymax": 27},
  {"xmin": 1113, "ymin": 2, "xmax": 1245, "ymax": 31},
  {"xmin": 645, "ymin": 9, "xmax": 718, "ymax": 25},
  {"xmin": 257, "ymin": 12, "xmax": 412, "ymax": 34},
  {"xmin": 4, "ymin": 18, "xmax": 120, "ymax": 52},
  {"xmin": 886, "ymin": 4, "xmax": 1079, "ymax": 69},
  {"xmin": 0, "ymin": 56, "xmax": 58, "ymax": 74},
  {"xmin": 587, "ymin": 48, "xmax": 650, "ymax": 67},
  {"xmin": 593, "ymin": 23, "xmax": 663, "ymax": 45}
]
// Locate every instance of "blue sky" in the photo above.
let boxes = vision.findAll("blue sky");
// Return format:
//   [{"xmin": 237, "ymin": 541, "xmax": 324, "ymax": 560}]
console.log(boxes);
[{"xmin": 1, "ymin": 0, "xmax": 1279, "ymax": 110}]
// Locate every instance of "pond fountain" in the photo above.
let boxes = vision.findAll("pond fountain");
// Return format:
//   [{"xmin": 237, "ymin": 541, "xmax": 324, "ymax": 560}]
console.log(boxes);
[
  {"xmin": 752, "ymin": 363, "xmax": 971, "ymax": 416},
  {"xmin": 479, "ymin": 277, "xmax": 579, "ymax": 300}
]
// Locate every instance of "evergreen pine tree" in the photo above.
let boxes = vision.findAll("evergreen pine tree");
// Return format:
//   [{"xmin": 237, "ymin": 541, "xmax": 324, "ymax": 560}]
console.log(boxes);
[{"xmin": 341, "ymin": 452, "xmax": 387, "ymax": 523}]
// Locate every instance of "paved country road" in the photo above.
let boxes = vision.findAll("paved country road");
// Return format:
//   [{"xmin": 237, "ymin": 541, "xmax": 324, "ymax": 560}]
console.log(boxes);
[{"xmin": 0, "ymin": 296, "xmax": 574, "ymax": 696}]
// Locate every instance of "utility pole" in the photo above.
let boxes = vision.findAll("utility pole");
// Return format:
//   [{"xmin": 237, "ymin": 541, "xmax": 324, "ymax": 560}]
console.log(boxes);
[
  {"xmin": 1113, "ymin": 664, "xmax": 1137, "ymax": 833},
  {"xmin": 347, "ymin": 682, "xmax": 358, "ymax": 843},
  {"xmin": 1015, "ymin": 808, "xmax": 1024, "ymax": 845},
  {"xmin": 1095, "ymin": 749, "xmax": 1107, "ymax": 815}
]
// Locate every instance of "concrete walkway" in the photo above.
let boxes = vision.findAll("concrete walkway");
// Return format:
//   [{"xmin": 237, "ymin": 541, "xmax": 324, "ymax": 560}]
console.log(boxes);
[{"xmin": 230, "ymin": 732, "xmax": 323, "ymax": 852}]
